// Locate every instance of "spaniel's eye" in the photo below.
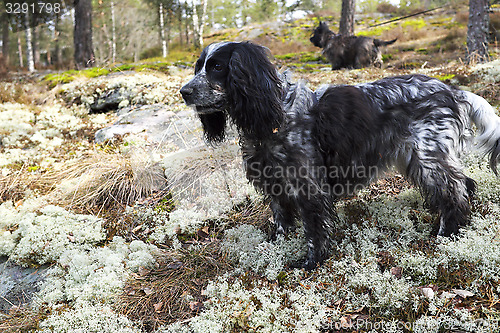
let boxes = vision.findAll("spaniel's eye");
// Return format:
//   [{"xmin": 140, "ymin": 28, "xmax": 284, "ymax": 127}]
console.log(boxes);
[{"xmin": 213, "ymin": 63, "xmax": 223, "ymax": 71}]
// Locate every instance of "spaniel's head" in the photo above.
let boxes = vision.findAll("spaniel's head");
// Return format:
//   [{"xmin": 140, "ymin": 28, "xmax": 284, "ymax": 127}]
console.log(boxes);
[{"xmin": 180, "ymin": 42, "xmax": 284, "ymax": 143}]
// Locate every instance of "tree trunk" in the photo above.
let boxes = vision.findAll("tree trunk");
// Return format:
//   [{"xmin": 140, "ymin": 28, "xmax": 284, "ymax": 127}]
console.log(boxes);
[
  {"xmin": 466, "ymin": 0, "xmax": 489, "ymax": 63},
  {"xmin": 74, "ymin": 0, "xmax": 95, "ymax": 69},
  {"xmin": 191, "ymin": 0, "xmax": 200, "ymax": 48},
  {"xmin": 2, "ymin": 13, "xmax": 9, "ymax": 66},
  {"xmin": 166, "ymin": 7, "xmax": 172, "ymax": 52},
  {"xmin": 111, "ymin": 1, "xmax": 116, "ymax": 63},
  {"xmin": 340, "ymin": 0, "xmax": 355, "ymax": 36},
  {"xmin": 184, "ymin": 5, "xmax": 190, "ymax": 45},
  {"xmin": 32, "ymin": 25, "xmax": 40, "ymax": 66},
  {"xmin": 198, "ymin": 0, "xmax": 207, "ymax": 47},
  {"xmin": 25, "ymin": 12, "xmax": 35, "ymax": 72},
  {"xmin": 339, "ymin": 0, "xmax": 356, "ymax": 36},
  {"xmin": 159, "ymin": 3, "xmax": 167, "ymax": 57},
  {"xmin": 54, "ymin": 12, "xmax": 62, "ymax": 68},
  {"xmin": 17, "ymin": 34, "xmax": 23, "ymax": 68},
  {"xmin": 178, "ymin": 7, "xmax": 184, "ymax": 46}
]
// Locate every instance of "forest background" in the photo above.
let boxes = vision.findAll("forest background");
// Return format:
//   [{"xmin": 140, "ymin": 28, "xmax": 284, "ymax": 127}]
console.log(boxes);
[{"xmin": 0, "ymin": 0, "xmax": 498, "ymax": 72}]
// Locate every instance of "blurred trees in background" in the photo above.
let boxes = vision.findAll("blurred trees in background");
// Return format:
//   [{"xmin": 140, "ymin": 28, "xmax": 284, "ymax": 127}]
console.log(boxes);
[{"xmin": 0, "ymin": 0, "xmax": 495, "ymax": 70}]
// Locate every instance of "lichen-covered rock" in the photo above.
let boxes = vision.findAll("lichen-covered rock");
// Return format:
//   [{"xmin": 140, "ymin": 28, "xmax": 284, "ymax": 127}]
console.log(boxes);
[{"xmin": 60, "ymin": 72, "xmax": 185, "ymax": 113}]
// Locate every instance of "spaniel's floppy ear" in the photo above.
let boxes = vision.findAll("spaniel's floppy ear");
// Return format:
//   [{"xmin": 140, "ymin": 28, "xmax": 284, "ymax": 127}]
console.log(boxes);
[
  {"xmin": 199, "ymin": 111, "xmax": 227, "ymax": 144},
  {"xmin": 226, "ymin": 42, "xmax": 284, "ymax": 140}
]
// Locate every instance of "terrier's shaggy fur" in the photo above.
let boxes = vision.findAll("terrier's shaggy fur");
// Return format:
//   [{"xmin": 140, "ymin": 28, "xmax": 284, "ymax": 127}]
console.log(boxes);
[{"xmin": 310, "ymin": 21, "xmax": 396, "ymax": 70}]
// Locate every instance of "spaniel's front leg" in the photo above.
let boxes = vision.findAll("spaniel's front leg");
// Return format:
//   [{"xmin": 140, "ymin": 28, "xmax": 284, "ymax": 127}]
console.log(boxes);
[
  {"xmin": 283, "ymin": 175, "xmax": 338, "ymax": 270},
  {"xmin": 270, "ymin": 197, "xmax": 296, "ymax": 237}
]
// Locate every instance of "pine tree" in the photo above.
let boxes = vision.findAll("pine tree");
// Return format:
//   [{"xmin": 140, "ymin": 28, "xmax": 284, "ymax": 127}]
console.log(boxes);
[
  {"xmin": 466, "ymin": 0, "xmax": 490, "ymax": 63},
  {"xmin": 74, "ymin": 0, "xmax": 95, "ymax": 69},
  {"xmin": 340, "ymin": 0, "xmax": 355, "ymax": 36}
]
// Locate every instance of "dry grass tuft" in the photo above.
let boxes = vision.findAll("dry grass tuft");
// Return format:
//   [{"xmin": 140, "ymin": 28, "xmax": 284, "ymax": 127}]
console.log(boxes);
[
  {"xmin": 0, "ymin": 306, "xmax": 51, "ymax": 333},
  {"xmin": 44, "ymin": 151, "xmax": 167, "ymax": 215},
  {"xmin": 0, "ymin": 82, "xmax": 32, "ymax": 104},
  {"xmin": 115, "ymin": 243, "xmax": 232, "ymax": 332},
  {"xmin": 221, "ymin": 199, "xmax": 273, "ymax": 236},
  {"xmin": 0, "ymin": 165, "xmax": 48, "ymax": 203}
]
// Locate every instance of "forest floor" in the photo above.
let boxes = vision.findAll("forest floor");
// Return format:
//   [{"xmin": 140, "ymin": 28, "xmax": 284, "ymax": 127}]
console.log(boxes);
[{"xmin": 1, "ymin": 8, "xmax": 500, "ymax": 333}]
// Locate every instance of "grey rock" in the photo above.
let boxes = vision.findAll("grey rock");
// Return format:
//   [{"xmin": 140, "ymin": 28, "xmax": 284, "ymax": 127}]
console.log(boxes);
[
  {"xmin": 0, "ymin": 256, "xmax": 50, "ymax": 312},
  {"xmin": 90, "ymin": 88, "xmax": 130, "ymax": 113},
  {"xmin": 94, "ymin": 104, "xmax": 203, "ymax": 147}
]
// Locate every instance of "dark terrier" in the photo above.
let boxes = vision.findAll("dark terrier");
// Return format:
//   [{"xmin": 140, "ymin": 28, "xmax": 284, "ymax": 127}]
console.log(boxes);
[{"xmin": 310, "ymin": 21, "xmax": 396, "ymax": 70}]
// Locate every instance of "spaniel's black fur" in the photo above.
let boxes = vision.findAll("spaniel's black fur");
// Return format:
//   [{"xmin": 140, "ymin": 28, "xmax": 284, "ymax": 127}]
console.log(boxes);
[
  {"xmin": 180, "ymin": 41, "xmax": 500, "ymax": 269},
  {"xmin": 310, "ymin": 21, "xmax": 396, "ymax": 70}
]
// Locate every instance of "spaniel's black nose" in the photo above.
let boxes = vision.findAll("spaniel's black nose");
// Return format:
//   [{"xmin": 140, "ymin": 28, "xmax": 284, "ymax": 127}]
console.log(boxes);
[{"xmin": 180, "ymin": 85, "xmax": 194, "ymax": 98}]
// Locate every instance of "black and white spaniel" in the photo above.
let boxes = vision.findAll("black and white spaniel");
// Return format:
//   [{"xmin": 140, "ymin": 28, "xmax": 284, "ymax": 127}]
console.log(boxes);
[{"xmin": 180, "ymin": 41, "xmax": 500, "ymax": 269}]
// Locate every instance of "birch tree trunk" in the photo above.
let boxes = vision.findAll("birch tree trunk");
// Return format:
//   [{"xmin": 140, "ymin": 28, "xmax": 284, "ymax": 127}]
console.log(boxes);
[
  {"xmin": 198, "ymin": 0, "xmax": 207, "ymax": 47},
  {"xmin": 159, "ymin": 2, "xmax": 167, "ymax": 57},
  {"xmin": 191, "ymin": 0, "xmax": 200, "ymax": 48},
  {"xmin": 466, "ymin": 0, "xmax": 489, "ymax": 63},
  {"xmin": 111, "ymin": 1, "xmax": 116, "ymax": 63},
  {"xmin": 17, "ymin": 34, "xmax": 23, "ymax": 68},
  {"xmin": 25, "ymin": 12, "xmax": 35, "ymax": 72}
]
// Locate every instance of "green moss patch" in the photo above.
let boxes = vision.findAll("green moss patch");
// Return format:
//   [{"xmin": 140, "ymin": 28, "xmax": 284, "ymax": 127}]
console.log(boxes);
[{"xmin": 43, "ymin": 61, "xmax": 177, "ymax": 88}]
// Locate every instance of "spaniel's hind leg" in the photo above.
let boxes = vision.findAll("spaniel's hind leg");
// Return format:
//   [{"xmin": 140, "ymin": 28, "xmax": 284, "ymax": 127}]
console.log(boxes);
[
  {"xmin": 404, "ymin": 150, "xmax": 472, "ymax": 236},
  {"xmin": 270, "ymin": 197, "xmax": 296, "ymax": 237}
]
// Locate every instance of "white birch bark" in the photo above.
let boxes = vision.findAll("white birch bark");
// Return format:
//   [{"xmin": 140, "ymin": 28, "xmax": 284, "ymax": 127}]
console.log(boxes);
[{"xmin": 24, "ymin": 12, "xmax": 35, "ymax": 72}]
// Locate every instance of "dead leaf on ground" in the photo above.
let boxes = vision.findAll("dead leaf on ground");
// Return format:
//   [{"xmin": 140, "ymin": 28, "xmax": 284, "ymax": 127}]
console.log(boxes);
[
  {"xmin": 189, "ymin": 301, "xmax": 204, "ymax": 312},
  {"xmin": 452, "ymin": 289, "xmax": 474, "ymax": 299},
  {"xmin": 154, "ymin": 302, "xmax": 163, "ymax": 313}
]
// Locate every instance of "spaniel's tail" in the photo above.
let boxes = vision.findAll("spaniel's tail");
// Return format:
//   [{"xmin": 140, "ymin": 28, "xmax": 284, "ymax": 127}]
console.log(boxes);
[
  {"xmin": 374, "ymin": 38, "xmax": 397, "ymax": 47},
  {"xmin": 462, "ymin": 90, "xmax": 500, "ymax": 175}
]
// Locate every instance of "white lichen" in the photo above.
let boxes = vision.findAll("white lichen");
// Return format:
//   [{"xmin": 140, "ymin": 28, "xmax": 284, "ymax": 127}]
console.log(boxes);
[
  {"xmin": 222, "ymin": 224, "xmax": 307, "ymax": 280},
  {"xmin": 0, "ymin": 202, "xmax": 105, "ymax": 265},
  {"xmin": 160, "ymin": 274, "xmax": 329, "ymax": 333},
  {"xmin": 39, "ymin": 303, "xmax": 141, "ymax": 333},
  {"xmin": 36, "ymin": 236, "xmax": 158, "ymax": 307}
]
